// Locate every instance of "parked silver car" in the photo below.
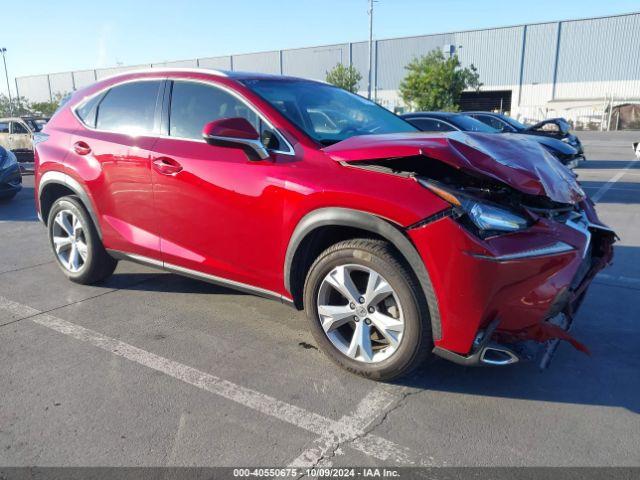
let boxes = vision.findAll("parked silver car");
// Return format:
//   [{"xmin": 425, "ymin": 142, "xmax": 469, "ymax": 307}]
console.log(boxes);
[{"xmin": 0, "ymin": 116, "xmax": 49, "ymax": 168}]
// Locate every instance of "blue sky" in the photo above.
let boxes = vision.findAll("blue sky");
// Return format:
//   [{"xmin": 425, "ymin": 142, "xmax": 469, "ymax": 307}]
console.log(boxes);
[{"xmin": 2, "ymin": 0, "xmax": 639, "ymax": 97}]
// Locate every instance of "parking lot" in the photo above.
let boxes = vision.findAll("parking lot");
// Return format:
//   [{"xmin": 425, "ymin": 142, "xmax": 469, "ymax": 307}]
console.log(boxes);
[{"xmin": 0, "ymin": 131, "xmax": 638, "ymax": 468}]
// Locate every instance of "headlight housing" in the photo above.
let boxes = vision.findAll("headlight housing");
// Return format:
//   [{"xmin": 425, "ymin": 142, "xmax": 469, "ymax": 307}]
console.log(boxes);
[
  {"xmin": 418, "ymin": 179, "xmax": 530, "ymax": 235},
  {"xmin": 464, "ymin": 201, "xmax": 529, "ymax": 231}
]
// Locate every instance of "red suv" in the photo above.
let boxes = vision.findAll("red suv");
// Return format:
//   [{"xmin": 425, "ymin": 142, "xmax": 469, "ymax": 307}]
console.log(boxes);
[{"xmin": 34, "ymin": 69, "xmax": 615, "ymax": 380}]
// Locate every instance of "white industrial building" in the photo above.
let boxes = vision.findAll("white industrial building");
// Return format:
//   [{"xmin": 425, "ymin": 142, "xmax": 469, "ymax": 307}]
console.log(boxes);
[{"xmin": 15, "ymin": 11, "xmax": 640, "ymax": 129}]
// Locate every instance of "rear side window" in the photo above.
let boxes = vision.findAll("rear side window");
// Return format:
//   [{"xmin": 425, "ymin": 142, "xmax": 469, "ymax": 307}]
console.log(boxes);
[
  {"xmin": 407, "ymin": 118, "xmax": 455, "ymax": 132},
  {"xmin": 168, "ymin": 81, "xmax": 259, "ymax": 140},
  {"xmin": 95, "ymin": 81, "xmax": 161, "ymax": 134},
  {"xmin": 0, "ymin": 122, "xmax": 8, "ymax": 133}
]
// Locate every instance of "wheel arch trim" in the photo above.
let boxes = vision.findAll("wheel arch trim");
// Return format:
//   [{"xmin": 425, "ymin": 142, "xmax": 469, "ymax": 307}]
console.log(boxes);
[
  {"xmin": 38, "ymin": 171, "xmax": 103, "ymax": 239},
  {"xmin": 284, "ymin": 207, "xmax": 442, "ymax": 340}
]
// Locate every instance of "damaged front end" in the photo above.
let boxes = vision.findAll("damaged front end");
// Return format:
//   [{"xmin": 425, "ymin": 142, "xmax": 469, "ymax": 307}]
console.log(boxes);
[{"xmin": 325, "ymin": 131, "xmax": 616, "ymax": 368}]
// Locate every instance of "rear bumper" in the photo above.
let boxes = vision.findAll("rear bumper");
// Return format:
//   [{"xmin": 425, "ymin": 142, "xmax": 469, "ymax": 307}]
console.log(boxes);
[{"xmin": 408, "ymin": 205, "xmax": 615, "ymax": 362}]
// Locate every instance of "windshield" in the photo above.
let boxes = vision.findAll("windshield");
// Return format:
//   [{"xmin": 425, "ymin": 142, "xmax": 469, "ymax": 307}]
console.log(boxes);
[
  {"xmin": 242, "ymin": 79, "xmax": 417, "ymax": 145},
  {"xmin": 450, "ymin": 115, "xmax": 499, "ymax": 133},
  {"xmin": 499, "ymin": 114, "xmax": 527, "ymax": 131}
]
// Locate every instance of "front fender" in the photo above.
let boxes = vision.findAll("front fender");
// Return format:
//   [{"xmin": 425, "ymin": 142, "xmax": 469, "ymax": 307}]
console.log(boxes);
[{"xmin": 284, "ymin": 207, "xmax": 442, "ymax": 340}]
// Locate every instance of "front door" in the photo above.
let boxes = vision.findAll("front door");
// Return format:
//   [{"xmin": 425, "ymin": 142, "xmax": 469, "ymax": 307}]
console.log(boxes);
[
  {"xmin": 150, "ymin": 79, "xmax": 291, "ymax": 293},
  {"xmin": 9, "ymin": 121, "xmax": 32, "ymax": 152}
]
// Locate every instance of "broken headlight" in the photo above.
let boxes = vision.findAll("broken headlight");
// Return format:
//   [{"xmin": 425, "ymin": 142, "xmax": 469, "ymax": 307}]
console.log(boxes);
[
  {"xmin": 418, "ymin": 178, "xmax": 530, "ymax": 233},
  {"xmin": 465, "ymin": 201, "xmax": 528, "ymax": 232}
]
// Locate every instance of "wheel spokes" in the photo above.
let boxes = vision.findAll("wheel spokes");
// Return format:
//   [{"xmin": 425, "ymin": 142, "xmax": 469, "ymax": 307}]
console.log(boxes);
[
  {"xmin": 76, "ymin": 240, "xmax": 88, "ymax": 261},
  {"xmin": 318, "ymin": 304, "xmax": 354, "ymax": 333},
  {"xmin": 370, "ymin": 311, "xmax": 404, "ymax": 348},
  {"xmin": 365, "ymin": 270, "xmax": 393, "ymax": 306},
  {"xmin": 346, "ymin": 321, "xmax": 374, "ymax": 362},
  {"xmin": 55, "ymin": 212, "xmax": 74, "ymax": 237},
  {"xmin": 68, "ymin": 243, "xmax": 81, "ymax": 271},
  {"xmin": 318, "ymin": 263, "xmax": 405, "ymax": 364},
  {"xmin": 52, "ymin": 235, "xmax": 72, "ymax": 253},
  {"xmin": 52, "ymin": 209, "xmax": 87, "ymax": 273},
  {"xmin": 324, "ymin": 265, "xmax": 361, "ymax": 305}
]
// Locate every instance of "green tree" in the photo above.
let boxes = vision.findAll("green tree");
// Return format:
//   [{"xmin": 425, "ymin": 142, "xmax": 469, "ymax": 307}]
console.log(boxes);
[
  {"xmin": 28, "ymin": 92, "xmax": 69, "ymax": 117},
  {"xmin": 325, "ymin": 63, "xmax": 362, "ymax": 94},
  {"xmin": 0, "ymin": 91, "xmax": 69, "ymax": 118},
  {"xmin": 0, "ymin": 94, "xmax": 33, "ymax": 117},
  {"xmin": 399, "ymin": 50, "xmax": 482, "ymax": 112}
]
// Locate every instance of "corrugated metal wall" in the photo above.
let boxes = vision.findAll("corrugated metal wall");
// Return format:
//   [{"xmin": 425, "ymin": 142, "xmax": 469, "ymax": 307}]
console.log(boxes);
[
  {"xmin": 15, "ymin": 12, "xmax": 640, "ymax": 119},
  {"xmin": 282, "ymin": 44, "xmax": 350, "ymax": 80}
]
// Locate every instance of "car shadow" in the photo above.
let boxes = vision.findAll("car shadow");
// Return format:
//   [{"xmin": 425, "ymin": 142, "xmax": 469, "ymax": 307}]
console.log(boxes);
[
  {"xmin": 104, "ymin": 247, "xmax": 640, "ymax": 414},
  {"xmin": 100, "ymin": 271, "xmax": 248, "ymax": 297},
  {"xmin": 0, "ymin": 186, "xmax": 39, "ymax": 222}
]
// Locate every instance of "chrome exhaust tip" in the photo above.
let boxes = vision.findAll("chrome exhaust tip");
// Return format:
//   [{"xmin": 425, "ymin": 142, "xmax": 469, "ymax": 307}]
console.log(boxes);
[{"xmin": 480, "ymin": 344, "xmax": 520, "ymax": 366}]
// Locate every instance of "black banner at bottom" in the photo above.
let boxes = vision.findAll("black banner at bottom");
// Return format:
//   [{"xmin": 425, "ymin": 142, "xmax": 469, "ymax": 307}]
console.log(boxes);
[{"xmin": 0, "ymin": 467, "xmax": 638, "ymax": 480}]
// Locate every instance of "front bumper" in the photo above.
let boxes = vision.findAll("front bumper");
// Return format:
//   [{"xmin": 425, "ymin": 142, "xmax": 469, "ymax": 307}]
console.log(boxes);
[
  {"xmin": 408, "ymin": 202, "xmax": 615, "ymax": 365},
  {"xmin": 0, "ymin": 162, "xmax": 22, "ymax": 198}
]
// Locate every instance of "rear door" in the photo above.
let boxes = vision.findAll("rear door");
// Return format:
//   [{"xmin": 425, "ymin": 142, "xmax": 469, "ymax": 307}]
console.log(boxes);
[{"xmin": 69, "ymin": 79, "xmax": 164, "ymax": 259}]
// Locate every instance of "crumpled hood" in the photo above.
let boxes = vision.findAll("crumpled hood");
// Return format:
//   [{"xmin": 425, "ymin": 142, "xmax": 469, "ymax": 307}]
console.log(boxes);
[{"xmin": 323, "ymin": 131, "xmax": 585, "ymax": 204}]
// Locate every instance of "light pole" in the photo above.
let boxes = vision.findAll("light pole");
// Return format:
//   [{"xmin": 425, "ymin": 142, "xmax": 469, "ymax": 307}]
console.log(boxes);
[
  {"xmin": 1, "ymin": 48, "xmax": 13, "ymax": 116},
  {"xmin": 366, "ymin": 0, "xmax": 376, "ymax": 100}
]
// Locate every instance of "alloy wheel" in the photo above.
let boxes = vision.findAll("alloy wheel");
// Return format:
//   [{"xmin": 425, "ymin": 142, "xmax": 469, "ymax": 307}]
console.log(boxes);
[
  {"xmin": 317, "ymin": 264, "xmax": 404, "ymax": 363},
  {"xmin": 52, "ymin": 209, "xmax": 88, "ymax": 273}
]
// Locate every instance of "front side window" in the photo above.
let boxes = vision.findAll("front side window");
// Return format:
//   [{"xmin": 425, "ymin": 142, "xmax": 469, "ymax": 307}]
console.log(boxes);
[
  {"xmin": 169, "ymin": 81, "xmax": 260, "ymax": 140},
  {"xmin": 449, "ymin": 115, "xmax": 499, "ymax": 133},
  {"xmin": 499, "ymin": 114, "xmax": 527, "ymax": 131},
  {"xmin": 11, "ymin": 122, "xmax": 29, "ymax": 134},
  {"xmin": 473, "ymin": 115, "xmax": 514, "ymax": 133},
  {"xmin": 95, "ymin": 81, "xmax": 161, "ymax": 134},
  {"xmin": 0, "ymin": 122, "xmax": 8, "ymax": 133},
  {"xmin": 242, "ymin": 79, "xmax": 417, "ymax": 146}
]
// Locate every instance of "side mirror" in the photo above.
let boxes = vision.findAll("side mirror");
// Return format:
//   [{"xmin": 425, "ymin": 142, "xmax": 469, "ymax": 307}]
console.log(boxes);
[{"xmin": 202, "ymin": 117, "xmax": 269, "ymax": 161}]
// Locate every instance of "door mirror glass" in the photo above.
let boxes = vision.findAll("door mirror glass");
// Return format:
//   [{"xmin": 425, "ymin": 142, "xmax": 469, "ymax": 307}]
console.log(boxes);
[{"xmin": 202, "ymin": 117, "xmax": 269, "ymax": 161}]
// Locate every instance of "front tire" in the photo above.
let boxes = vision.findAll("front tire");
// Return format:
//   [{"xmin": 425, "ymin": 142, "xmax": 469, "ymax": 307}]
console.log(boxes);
[
  {"xmin": 303, "ymin": 239, "xmax": 432, "ymax": 380},
  {"xmin": 47, "ymin": 196, "xmax": 117, "ymax": 284}
]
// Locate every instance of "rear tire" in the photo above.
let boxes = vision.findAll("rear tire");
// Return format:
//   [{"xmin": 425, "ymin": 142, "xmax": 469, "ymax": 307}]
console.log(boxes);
[
  {"xmin": 47, "ymin": 196, "xmax": 117, "ymax": 284},
  {"xmin": 303, "ymin": 239, "xmax": 432, "ymax": 381}
]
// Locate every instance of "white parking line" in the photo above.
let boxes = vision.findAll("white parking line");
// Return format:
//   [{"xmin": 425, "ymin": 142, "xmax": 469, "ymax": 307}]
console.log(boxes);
[
  {"xmin": 0, "ymin": 296, "xmax": 430, "ymax": 466},
  {"xmin": 288, "ymin": 387, "xmax": 423, "ymax": 468},
  {"xmin": 596, "ymin": 273, "xmax": 640, "ymax": 288},
  {"xmin": 591, "ymin": 158, "xmax": 638, "ymax": 203}
]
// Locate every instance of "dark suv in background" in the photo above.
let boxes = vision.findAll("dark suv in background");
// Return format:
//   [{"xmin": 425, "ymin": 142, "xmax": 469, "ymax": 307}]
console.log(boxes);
[{"xmin": 466, "ymin": 112, "xmax": 585, "ymax": 159}]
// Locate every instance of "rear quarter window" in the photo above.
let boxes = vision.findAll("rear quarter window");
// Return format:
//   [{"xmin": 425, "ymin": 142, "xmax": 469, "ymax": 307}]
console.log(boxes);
[{"xmin": 94, "ymin": 81, "xmax": 162, "ymax": 134}]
